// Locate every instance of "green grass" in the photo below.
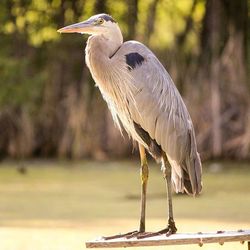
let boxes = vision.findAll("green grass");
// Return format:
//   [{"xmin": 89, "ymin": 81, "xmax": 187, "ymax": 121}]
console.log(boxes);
[
  {"xmin": 0, "ymin": 160, "xmax": 250, "ymax": 250},
  {"xmin": 0, "ymin": 160, "xmax": 250, "ymax": 225}
]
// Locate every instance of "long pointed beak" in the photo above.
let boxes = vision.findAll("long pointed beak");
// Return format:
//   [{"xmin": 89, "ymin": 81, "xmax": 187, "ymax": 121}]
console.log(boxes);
[{"xmin": 57, "ymin": 20, "xmax": 93, "ymax": 34}]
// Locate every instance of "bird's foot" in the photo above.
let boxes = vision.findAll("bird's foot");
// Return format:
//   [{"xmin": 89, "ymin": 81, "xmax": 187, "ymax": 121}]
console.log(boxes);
[
  {"xmin": 137, "ymin": 219, "xmax": 177, "ymax": 239},
  {"xmin": 102, "ymin": 220, "xmax": 177, "ymax": 240},
  {"xmin": 126, "ymin": 231, "xmax": 150, "ymax": 239},
  {"xmin": 103, "ymin": 230, "xmax": 152, "ymax": 240},
  {"xmin": 102, "ymin": 230, "xmax": 139, "ymax": 240}
]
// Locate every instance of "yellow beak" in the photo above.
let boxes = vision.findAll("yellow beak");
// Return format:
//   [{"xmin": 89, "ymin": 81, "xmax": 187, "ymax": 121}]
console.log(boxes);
[{"xmin": 57, "ymin": 20, "xmax": 93, "ymax": 34}]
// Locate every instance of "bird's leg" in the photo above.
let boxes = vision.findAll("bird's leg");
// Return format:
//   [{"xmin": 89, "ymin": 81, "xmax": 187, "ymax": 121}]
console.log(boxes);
[
  {"xmin": 138, "ymin": 144, "xmax": 148, "ymax": 233},
  {"xmin": 121, "ymin": 144, "xmax": 149, "ymax": 239},
  {"xmin": 137, "ymin": 154, "xmax": 177, "ymax": 239},
  {"xmin": 162, "ymin": 154, "xmax": 177, "ymax": 235},
  {"xmin": 103, "ymin": 144, "xmax": 149, "ymax": 240}
]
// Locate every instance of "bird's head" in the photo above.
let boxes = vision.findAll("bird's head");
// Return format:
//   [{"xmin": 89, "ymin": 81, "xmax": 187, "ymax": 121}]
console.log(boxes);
[
  {"xmin": 58, "ymin": 14, "xmax": 123, "ymax": 57},
  {"xmin": 57, "ymin": 13, "xmax": 120, "ymax": 37}
]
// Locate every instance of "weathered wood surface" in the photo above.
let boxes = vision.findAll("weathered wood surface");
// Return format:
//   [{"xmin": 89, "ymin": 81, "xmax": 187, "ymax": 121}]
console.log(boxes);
[{"xmin": 86, "ymin": 230, "xmax": 250, "ymax": 248}]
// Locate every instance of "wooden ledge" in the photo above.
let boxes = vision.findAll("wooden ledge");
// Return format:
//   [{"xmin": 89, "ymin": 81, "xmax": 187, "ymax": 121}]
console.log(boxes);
[{"xmin": 86, "ymin": 230, "xmax": 250, "ymax": 248}]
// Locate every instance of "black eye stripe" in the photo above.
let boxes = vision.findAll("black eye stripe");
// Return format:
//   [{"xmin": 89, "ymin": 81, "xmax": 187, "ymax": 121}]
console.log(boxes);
[{"xmin": 99, "ymin": 14, "xmax": 116, "ymax": 23}]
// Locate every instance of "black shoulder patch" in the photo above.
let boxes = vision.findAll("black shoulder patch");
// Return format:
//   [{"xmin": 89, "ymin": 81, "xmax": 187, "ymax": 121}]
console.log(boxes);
[
  {"xmin": 133, "ymin": 122, "xmax": 162, "ymax": 160},
  {"xmin": 99, "ymin": 14, "xmax": 116, "ymax": 23},
  {"xmin": 125, "ymin": 53, "xmax": 145, "ymax": 71}
]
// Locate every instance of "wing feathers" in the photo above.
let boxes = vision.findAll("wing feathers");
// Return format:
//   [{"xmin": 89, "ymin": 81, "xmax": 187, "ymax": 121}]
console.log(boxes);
[{"xmin": 113, "ymin": 41, "xmax": 202, "ymax": 195}]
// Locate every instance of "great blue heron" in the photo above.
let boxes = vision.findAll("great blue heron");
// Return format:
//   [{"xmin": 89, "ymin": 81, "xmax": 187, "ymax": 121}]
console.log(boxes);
[{"xmin": 58, "ymin": 13, "xmax": 202, "ymax": 238}]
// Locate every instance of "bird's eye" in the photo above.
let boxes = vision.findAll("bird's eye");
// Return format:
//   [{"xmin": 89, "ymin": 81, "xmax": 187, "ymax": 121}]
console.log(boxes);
[{"xmin": 96, "ymin": 18, "xmax": 104, "ymax": 25}]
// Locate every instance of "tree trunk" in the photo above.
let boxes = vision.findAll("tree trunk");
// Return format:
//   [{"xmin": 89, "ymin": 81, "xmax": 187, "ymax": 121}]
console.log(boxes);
[
  {"xmin": 94, "ymin": 0, "xmax": 108, "ymax": 14},
  {"xmin": 144, "ymin": 0, "xmax": 160, "ymax": 44},
  {"xmin": 199, "ymin": 0, "xmax": 248, "ymax": 158},
  {"xmin": 126, "ymin": 0, "xmax": 138, "ymax": 40}
]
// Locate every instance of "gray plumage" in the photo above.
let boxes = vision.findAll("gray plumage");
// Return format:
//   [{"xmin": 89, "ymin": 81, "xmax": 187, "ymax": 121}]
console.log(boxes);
[
  {"xmin": 58, "ymin": 13, "xmax": 202, "ymax": 195},
  {"xmin": 58, "ymin": 13, "xmax": 202, "ymax": 236}
]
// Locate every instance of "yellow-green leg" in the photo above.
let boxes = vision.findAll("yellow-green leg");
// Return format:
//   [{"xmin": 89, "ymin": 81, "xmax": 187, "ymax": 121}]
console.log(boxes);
[
  {"xmin": 138, "ymin": 153, "xmax": 177, "ymax": 239},
  {"xmin": 138, "ymin": 144, "xmax": 149, "ymax": 233},
  {"xmin": 162, "ymin": 154, "xmax": 177, "ymax": 234}
]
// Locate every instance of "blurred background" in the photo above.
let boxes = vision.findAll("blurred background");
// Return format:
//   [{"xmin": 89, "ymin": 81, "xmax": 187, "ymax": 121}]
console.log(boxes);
[
  {"xmin": 0, "ymin": 0, "xmax": 249, "ymax": 160},
  {"xmin": 0, "ymin": 0, "xmax": 249, "ymax": 249}
]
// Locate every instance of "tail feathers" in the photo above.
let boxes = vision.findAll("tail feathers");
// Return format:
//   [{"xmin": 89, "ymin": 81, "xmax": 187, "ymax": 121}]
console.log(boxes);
[
  {"xmin": 167, "ymin": 128, "xmax": 202, "ymax": 196},
  {"xmin": 171, "ymin": 168, "xmax": 199, "ymax": 195},
  {"xmin": 171, "ymin": 154, "xmax": 202, "ymax": 196},
  {"xmin": 184, "ymin": 129, "xmax": 202, "ymax": 196},
  {"xmin": 183, "ymin": 161, "xmax": 201, "ymax": 196},
  {"xmin": 183, "ymin": 174, "xmax": 193, "ymax": 195}
]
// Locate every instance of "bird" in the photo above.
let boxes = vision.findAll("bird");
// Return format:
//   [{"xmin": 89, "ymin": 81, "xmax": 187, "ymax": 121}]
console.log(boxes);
[{"xmin": 58, "ymin": 13, "xmax": 202, "ymax": 239}]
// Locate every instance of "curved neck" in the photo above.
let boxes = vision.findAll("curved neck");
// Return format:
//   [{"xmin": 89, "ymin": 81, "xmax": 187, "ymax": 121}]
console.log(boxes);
[
  {"xmin": 87, "ymin": 24, "xmax": 123, "ymax": 57},
  {"xmin": 86, "ymin": 32, "xmax": 122, "ymax": 79}
]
